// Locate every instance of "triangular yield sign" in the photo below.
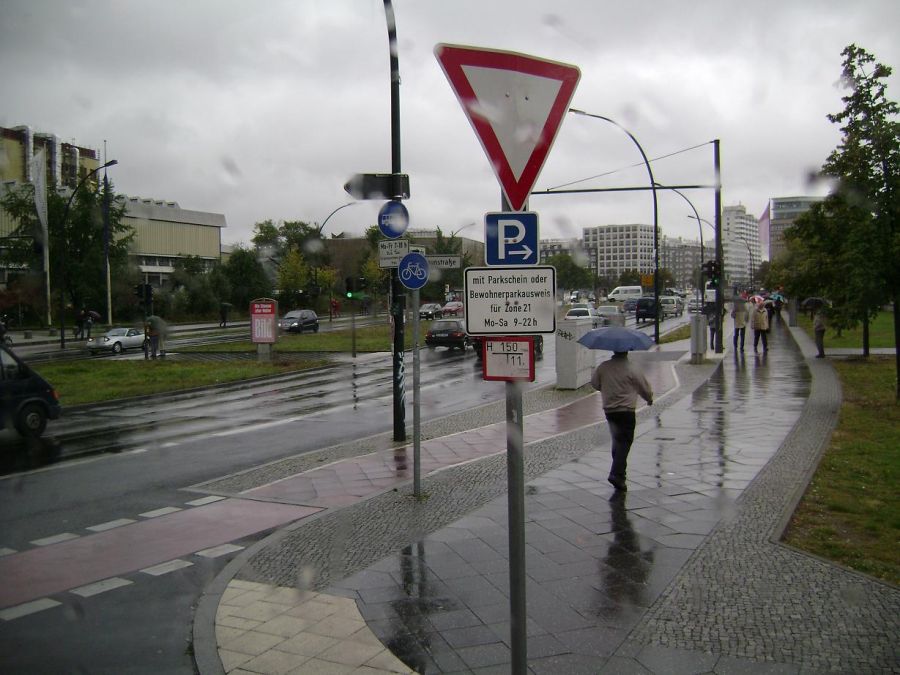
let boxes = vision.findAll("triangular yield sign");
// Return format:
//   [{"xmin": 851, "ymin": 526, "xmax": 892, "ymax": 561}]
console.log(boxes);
[{"xmin": 435, "ymin": 44, "xmax": 580, "ymax": 211}]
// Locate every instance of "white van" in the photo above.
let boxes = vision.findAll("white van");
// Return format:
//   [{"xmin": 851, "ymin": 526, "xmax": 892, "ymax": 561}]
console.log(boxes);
[{"xmin": 606, "ymin": 286, "xmax": 643, "ymax": 303}]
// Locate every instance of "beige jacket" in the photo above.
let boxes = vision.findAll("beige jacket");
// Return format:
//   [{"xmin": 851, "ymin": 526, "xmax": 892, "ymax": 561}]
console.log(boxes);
[
  {"xmin": 591, "ymin": 354, "xmax": 653, "ymax": 413},
  {"xmin": 751, "ymin": 306, "xmax": 769, "ymax": 331}
]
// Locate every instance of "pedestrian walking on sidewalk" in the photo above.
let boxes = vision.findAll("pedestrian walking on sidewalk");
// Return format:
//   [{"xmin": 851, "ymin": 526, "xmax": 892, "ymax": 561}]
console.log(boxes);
[
  {"xmin": 813, "ymin": 308, "xmax": 827, "ymax": 358},
  {"xmin": 591, "ymin": 352, "xmax": 654, "ymax": 491},
  {"xmin": 732, "ymin": 301, "xmax": 748, "ymax": 352},
  {"xmin": 752, "ymin": 301, "xmax": 770, "ymax": 352}
]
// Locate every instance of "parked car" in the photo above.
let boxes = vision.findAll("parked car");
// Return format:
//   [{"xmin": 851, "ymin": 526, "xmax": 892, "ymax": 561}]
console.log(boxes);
[
  {"xmin": 419, "ymin": 303, "xmax": 443, "ymax": 320},
  {"xmin": 659, "ymin": 295, "xmax": 684, "ymax": 318},
  {"xmin": 635, "ymin": 297, "xmax": 660, "ymax": 324},
  {"xmin": 470, "ymin": 334, "xmax": 544, "ymax": 360},
  {"xmin": 622, "ymin": 297, "xmax": 639, "ymax": 313},
  {"xmin": 279, "ymin": 309, "xmax": 319, "ymax": 333},
  {"xmin": 425, "ymin": 319, "xmax": 469, "ymax": 350},
  {"xmin": 0, "ymin": 343, "xmax": 61, "ymax": 437},
  {"xmin": 86, "ymin": 326, "xmax": 146, "ymax": 354},
  {"xmin": 596, "ymin": 304, "xmax": 625, "ymax": 326},
  {"xmin": 564, "ymin": 307, "xmax": 602, "ymax": 327},
  {"xmin": 441, "ymin": 301, "xmax": 464, "ymax": 317}
]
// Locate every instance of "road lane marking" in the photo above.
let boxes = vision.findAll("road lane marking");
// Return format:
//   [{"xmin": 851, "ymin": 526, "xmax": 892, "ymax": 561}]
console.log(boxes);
[
  {"xmin": 139, "ymin": 507, "xmax": 182, "ymax": 518},
  {"xmin": 186, "ymin": 495, "xmax": 226, "ymax": 506},
  {"xmin": 0, "ymin": 548, "xmax": 16, "ymax": 557},
  {"xmin": 87, "ymin": 518, "xmax": 136, "ymax": 532},
  {"xmin": 0, "ymin": 598, "xmax": 61, "ymax": 621},
  {"xmin": 196, "ymin": 543, "xmax": 244, "ymax": 558},
  {"xmin": 141, "ymin": 559, "xmax": 194, "ymax": 576},
  {"xmin": 31, "ymin": 533, "xmax": 79, "ymax": 546},
  {"xmin": 70, "ymin": 577, "xmax": 133, "ymax": 597}
]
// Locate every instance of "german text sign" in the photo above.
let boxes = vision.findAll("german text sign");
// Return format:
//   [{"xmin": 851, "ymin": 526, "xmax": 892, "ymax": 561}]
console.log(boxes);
[
  {"xmin": 464, "ymin": 266, "xmax": 556, "ymax": 335},
  {"xmin": 482, "ymin": 336, "xmax": 535, "ymax": 382},
  {"xmin": 250, "ymin": 298, "xmax": 277, "ymax": 344}
]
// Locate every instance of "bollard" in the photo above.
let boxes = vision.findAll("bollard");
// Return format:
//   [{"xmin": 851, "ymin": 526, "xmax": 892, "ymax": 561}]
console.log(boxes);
[
  {"xmin": 24, "ymin": 331, "xmax": 32, "ymax": 340},
  {"xmin": 690, "ymin": 313, "xmax": 707, "ymax": 364}
]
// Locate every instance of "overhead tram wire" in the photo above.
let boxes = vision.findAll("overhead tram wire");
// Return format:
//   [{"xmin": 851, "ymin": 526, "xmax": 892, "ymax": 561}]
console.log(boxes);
[{"xmin": 543, "ymin": 140, "xmax": 714, "ymax": 193}]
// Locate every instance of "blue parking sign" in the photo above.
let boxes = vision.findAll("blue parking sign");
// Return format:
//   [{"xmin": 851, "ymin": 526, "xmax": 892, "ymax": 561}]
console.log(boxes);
[{"xmin": 485, "ymin": 212, "xmax": 539, "ymax": 265}]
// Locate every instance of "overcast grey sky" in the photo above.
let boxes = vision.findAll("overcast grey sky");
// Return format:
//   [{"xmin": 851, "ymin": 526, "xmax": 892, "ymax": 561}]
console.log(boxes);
[{"xmin": 2, "ymin": 0, "xmax": 898, "ymax": 247}]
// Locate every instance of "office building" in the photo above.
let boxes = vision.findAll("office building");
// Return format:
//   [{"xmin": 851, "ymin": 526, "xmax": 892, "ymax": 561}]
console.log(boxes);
[
  {"xmin": 768, "ymin": 196, "xmax": 823, "ymax": 261},
  {"xmin": 723, "ymin": 204, "xmax": 763, "ymax": 287}
]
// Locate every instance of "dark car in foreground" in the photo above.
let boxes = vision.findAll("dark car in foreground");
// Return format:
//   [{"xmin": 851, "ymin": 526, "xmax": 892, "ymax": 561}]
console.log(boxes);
[
  {"xmin": 0, "ymin": 344, "xmax": 61, "ymax": 437},
  {"xmin": 279, "ymin": 309, "xmax": 319, "ymax": 333},
  {"xmin": 425, "ymin": 319, "xmax": 469, "ymax": 350}
]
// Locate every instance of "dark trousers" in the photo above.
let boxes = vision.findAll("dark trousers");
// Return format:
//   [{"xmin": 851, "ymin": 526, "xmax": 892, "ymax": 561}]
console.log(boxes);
[
  {"xmin": 733, "ymin": 327, "xmax": 745, "ymax": 351},
  {"xmin": 605, "ymin": 410, "xmax": 636, "ymax": 481},
  {"xmin": 754, "ymin": 329, "xmax": 768, "ymax": 351},
  {"xmin": 815, "ymin": 329, "xmax": 825, "ymax": 357}
]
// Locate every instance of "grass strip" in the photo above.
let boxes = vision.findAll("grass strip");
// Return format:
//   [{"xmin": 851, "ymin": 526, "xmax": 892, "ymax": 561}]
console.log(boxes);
[
  {"xmin": 796, "ymin": 308, "xmax": 894, "ymax": 349},
  {"xmin": 783, "ymin": 356, "xmax": 899, "ymax": 585},
  {"xmin": 35, "ymin": 358, "xmax": 327, "ymax": 406}
]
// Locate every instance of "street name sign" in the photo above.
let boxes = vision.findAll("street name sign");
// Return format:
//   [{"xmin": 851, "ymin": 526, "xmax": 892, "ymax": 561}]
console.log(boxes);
[
  {"xmin": 485, "ymin": 212, "xmax": 539, "ymax": 265},
  {"xmin": 464, "ymin": 266, "xmax": 556, "ymax": 335},
  {"xmin": 379, "ymin": 239, "xmax": 409, "ymax": 268},
  {"xmin": 425, "ymin": 255, "xmax": 461, "ymax": 269},
  {"xmin": 344, "ymin": 173, "xmax": 410, "ymax": 200},
  {"xmin": 435, "ymin": 44, "xmax": 580, "ymax": 211},
  {"xmin": 481, "ymin": 336, "xmax": 535, "ymax": 382}
]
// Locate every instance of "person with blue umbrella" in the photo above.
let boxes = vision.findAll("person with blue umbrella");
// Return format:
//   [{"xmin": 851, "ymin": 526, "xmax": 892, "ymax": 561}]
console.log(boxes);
[{"xmin": 581, "ymin": 327, "xmax": 654, "ymax": 491}]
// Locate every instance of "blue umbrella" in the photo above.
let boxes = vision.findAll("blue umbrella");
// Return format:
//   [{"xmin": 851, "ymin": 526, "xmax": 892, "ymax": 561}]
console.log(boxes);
[{"xmin": 577, "ymin": 326, "xmax": 654, "ymax": 352}]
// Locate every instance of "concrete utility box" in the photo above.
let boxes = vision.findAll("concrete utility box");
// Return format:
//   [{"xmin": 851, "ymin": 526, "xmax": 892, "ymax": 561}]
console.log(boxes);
[
  {"xmin": 556, "ymin": 319, "xmax": 596, "ymax": 389},
  {"xmin": 690, "ymin": 313, "xmax": 707, "ymax": 364}
]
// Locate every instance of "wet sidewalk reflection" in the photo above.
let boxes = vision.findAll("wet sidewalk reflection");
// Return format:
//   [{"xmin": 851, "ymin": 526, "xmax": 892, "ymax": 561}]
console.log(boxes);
[{"xmin": 330, "ymin": 324, "xmax": 812, "ymax": 672}]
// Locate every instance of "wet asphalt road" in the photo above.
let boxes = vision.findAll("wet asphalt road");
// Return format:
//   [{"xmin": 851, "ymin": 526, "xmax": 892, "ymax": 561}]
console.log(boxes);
[{"xmin": 0, "ymin": 312, "xmax": 690, "ymax": 674}]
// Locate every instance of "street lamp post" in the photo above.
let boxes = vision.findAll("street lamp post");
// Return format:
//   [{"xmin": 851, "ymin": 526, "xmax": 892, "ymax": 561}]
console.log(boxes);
[
  {"xmin": 569, "ymin": 108, "xmax": 660, "ymax": 343},
  {"xmin": 58, "ymin": 159, "xmax": 117, "ymax": 349},
  {"xmin": 313, "ymin": 202, "xmax": 359, "ymax": 321}
]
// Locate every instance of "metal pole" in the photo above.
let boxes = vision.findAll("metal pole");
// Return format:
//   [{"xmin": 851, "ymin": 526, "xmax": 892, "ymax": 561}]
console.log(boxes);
[
  {"xmin": 569, "ymin": 109, "xmax": 659, "ymax": 342},
  {"xmin": 506, "ymin": 379, "xmax": 526, "ymax": 675},
  {"xmin": 412, "ymin": 288, "xmax": 421, "ymax": 498},
  {"xmin": 384, "ymin": 0, "xmax": 406, "ymax": 442},
  {"xmin": 713, "ymin": 139, "xmax": 724, "ymax": 353},
  {"xmin": 103, "ymin": 171, "xmax": 112, "ymax": 326},
  {"xmin": 499, "ymin": 190, "xmax": 527, "ymax": 673}
]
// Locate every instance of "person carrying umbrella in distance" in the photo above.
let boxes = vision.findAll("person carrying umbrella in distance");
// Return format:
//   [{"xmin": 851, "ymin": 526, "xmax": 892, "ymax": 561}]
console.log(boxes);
[{"xmin": 579, "ymin": 327, "xmax": 655, "ymax": 492}]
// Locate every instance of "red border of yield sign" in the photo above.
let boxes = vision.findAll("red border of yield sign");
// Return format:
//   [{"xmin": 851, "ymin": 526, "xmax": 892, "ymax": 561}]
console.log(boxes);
[{"xmin": 435, "ymin": 44, "xmax": 580, "ymax": 211}]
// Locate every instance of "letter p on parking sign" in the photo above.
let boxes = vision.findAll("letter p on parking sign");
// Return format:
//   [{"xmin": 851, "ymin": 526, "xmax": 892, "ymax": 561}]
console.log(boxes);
[{"xmin": 485, "ymin": 212, "xmax": 539, "ymax": 265}]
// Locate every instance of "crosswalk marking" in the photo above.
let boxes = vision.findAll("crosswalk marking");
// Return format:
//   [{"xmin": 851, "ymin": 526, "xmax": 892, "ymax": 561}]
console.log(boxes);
[{"xmin": 185, "ymin": 495, "xmax": 226, "ymax": 507}]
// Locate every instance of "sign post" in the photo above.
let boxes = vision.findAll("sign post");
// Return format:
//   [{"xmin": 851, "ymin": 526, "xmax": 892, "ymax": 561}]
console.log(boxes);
[
  {"xmin": 437, "ymin": 43, "xmax": 579, "ymax": 674},
  {"xmin": 398, "ymin": 252, "xmax": 429, "ymax": 499}
]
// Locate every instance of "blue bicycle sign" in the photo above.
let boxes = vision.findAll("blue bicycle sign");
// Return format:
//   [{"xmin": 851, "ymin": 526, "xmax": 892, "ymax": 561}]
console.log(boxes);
[
  {"xmin": 398, "ymin": 252, "xmax": 429, "ymax": 290},
  {"xmin": 378, "ymin": 200, "xmax": 409, "ymax": 239}
]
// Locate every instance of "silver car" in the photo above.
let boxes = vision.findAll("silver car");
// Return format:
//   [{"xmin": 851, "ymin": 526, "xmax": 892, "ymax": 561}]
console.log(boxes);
[{"xmin": 86, "ymin": 327, "xmax": 146, "ymax": 354}]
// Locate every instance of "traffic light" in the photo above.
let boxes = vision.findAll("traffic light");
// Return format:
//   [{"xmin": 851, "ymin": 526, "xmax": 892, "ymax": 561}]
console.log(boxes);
[
  {"xmin": 345, "ymin": 277, "xmax": 355, "ymax": 298},
  {"xmin": 134, "ymin": 283, "xmax": 144, "ymax": 300},
  {"xmin": 143, "ymin": 283, "xmax": 153, "ymax": 305},
  {"xmin": 703, "ymin": 261, "xmax": 721, "ymax": 289}
]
